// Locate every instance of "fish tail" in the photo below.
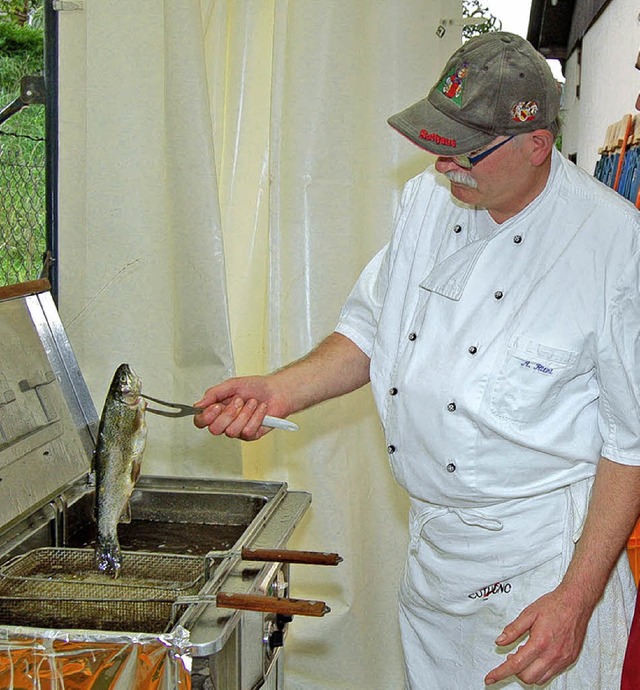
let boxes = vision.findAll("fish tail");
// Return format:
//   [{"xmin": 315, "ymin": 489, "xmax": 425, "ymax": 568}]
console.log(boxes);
[{"xmin": 95, "ymin": 534, "xmax": 122, "ymax": 579}]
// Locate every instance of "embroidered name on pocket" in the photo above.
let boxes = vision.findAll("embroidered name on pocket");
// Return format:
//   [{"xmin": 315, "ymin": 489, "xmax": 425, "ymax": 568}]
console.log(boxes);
[
  {"xmin": 490, "ymin": 336, "xmax": 578, "ymax": 423},
  {"xmin": 519, "ymin": 359, "xmax": 554, "ymax": 376}
]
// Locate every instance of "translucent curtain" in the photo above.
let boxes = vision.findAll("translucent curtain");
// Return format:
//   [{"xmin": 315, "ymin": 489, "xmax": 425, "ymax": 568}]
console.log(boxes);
[
  {"xmin": 203, "ymin": 1, "xmax": 461, "ymax": 686},
  {"xmin": 59, "ymin": 0, "xmax": 461, "ymax": 685},
  {"xmin": 58, "ymin": 0, "xmax": 241, "ymax": 477}
]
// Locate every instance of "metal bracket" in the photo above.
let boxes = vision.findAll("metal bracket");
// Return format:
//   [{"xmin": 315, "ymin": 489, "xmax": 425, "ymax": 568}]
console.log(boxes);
[
  {"xmin": 21, "ymin": 76, "xmax": 45, "ymax": 105},
  {"xmin": 52, "ymin": 1, "xmax": 84, "ymax": 10},
  {"xmin": 0, "ymin": 76, "xmax": 46, "ymax": 126}
]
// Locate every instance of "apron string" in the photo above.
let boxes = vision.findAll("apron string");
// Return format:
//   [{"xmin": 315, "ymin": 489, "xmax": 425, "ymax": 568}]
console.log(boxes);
[{"xmin": 410, "ymin": 505, "xmax": 503, "ymax": 554}]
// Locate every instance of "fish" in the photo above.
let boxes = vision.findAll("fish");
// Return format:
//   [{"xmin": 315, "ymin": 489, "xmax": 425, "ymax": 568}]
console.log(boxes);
[{"xmin": 94, "ymin": 363, "xmax": 148, "ymax": 578}]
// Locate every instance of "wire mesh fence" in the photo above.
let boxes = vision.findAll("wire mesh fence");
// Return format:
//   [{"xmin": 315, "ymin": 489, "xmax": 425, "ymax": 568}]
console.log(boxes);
[{"xmin": 0, "ymin": 107, "xmax": 46, "ymax": 286}]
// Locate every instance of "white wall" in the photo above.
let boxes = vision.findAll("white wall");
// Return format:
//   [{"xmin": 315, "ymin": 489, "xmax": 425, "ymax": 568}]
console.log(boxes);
[{"xmin": 560, "ymin": 0, "xmax": 640, "ymax": 175}]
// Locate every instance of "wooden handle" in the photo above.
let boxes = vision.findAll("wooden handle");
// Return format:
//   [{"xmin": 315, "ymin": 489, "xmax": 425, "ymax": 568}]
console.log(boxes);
[
  {"xmin": 0, "ymin": 279, "xmax": 51, "ymax": 301},
  {"xmin": 216, "ymin": 592, "xmax": 330, "ymax": 617},
  {"xmin": 241, "ymin": 547, "xmax": 343, "ymax": 566}
]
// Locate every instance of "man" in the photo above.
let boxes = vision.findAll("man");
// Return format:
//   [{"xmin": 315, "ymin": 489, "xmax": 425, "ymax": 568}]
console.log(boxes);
[{"xmin": 195, "ymin": 32, "xmax": 640, "ymax": 688}]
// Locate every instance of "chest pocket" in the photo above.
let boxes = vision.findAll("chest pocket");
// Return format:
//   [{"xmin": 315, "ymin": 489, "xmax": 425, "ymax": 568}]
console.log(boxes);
[{"xmin": 490, "ymin": 335, "xmax": 579, "ymax": 423}]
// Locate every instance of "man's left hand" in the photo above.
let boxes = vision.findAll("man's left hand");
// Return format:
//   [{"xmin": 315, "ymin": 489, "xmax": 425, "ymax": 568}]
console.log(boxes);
[{"xmin": 484, "ymin": 585, "xmax": 592, "ymax": 686}]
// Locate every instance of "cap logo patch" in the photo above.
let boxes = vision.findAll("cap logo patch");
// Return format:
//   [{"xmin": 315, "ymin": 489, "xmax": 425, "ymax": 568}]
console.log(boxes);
[
  {"xmin": 419, "ymin": 130, "xmax": 457, "ymax": 148},
  {"xmin": 438, "ymin": 64, "xmax": 468, "ymax": 107},
  {"xmin": 511, "ymin": 100, "xmax": 539, "ymax": 123}
]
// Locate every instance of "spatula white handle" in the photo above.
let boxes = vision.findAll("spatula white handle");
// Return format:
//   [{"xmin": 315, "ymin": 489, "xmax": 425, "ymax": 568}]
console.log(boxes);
[{"xmin": 263, "ymin": 415, "xmax": 299, "ymax": 431}]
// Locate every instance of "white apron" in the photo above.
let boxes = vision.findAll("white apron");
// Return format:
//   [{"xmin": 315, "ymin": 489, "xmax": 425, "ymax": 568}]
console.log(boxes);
[{"xmin": 398, "ymin": 478, "xmax": 637, "ymax": 689}]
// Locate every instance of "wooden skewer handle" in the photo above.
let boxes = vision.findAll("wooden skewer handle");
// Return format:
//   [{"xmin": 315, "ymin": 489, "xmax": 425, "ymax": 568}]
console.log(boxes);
[
  {"xmin": 0, "ymin": 279, "xmax": 51, "ymax": 301},
  {"xmin": 241, "ymin": 547, "xmax": 343, "ymax": 566},
  {"xmin": 216, "ymin": 592, "xmax": 330, "ymax": 617}
]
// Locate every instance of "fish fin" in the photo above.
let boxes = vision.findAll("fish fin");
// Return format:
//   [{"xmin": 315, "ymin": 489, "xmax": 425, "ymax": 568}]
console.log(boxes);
[
  {"xmin": 119, "ymin": 501, "xmax": 132, "ymax": 524},
  {"xmin": 131, "ymin": 457, "xmax": 142, "ymax": 485}
]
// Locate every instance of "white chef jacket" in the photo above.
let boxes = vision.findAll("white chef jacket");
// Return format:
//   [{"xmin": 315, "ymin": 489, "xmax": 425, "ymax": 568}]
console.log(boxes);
[
  {"xmin": 336, "ymin": 149, "xmax": 640, "ymax": 689},
  {"xmin": 337, "ymin": 148, "xmax": 640, "ymax": 505}
]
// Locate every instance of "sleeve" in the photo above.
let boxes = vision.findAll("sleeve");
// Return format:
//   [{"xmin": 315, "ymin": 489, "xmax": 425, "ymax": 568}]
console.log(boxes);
[
  {"xmin": 334, "ymin": 170, "xmax": 428, "ymax": 357},
  {"xmin": 335, "ymin": 243, "xmax": 390, "ymax": 358},
  {"xmin": 598, "ymin": 249, "xmax": 640, "ymax": 465}
]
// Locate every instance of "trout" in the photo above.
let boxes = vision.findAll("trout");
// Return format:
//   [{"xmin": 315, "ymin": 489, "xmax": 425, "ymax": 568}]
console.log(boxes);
[{"xmin": 94, "ymin": 363, "xmax": 147, "ymax": 578}]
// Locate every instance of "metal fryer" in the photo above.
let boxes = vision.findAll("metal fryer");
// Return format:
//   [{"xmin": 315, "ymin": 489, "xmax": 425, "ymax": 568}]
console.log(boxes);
[{"xmin": 0, "ymin": 280, "xmax": 332, "ymax": 690}]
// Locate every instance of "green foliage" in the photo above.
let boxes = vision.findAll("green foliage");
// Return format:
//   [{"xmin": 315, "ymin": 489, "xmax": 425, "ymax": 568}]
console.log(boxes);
[
  {"xmin": 0, "ymin": 3, "xmax": 44, "ymax": 136},
  {"xmin": 0, "ymin": 2, "xmax": 45, "ymax": 285},
  {"xmin": 0, "ymin": 115, "xmax": 46, "ymax": 284},
  {"xmin": 462, "ymin": 0, "xmax": 502, "ymax": 39},
  {"xmin": 0, "ymin": 19, "xmax": 42, "ymax": 56},
  {"xmin": 0, "ymin": 15, "xmax": 43, "ymax": 94},
  {"xmin": 0, "ymin": 0, "xmax": 42, "ymax": 27}
]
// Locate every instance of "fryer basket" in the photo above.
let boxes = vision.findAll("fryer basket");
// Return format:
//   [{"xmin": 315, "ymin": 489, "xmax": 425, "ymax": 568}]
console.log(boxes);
[{"xmin": 0, "ymin": 547, "xmax": 205, "ymax": 633}]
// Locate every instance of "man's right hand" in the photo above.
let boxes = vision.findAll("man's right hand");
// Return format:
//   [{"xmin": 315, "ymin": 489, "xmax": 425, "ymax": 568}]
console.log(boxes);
[
  {"xmin": 193, "ymin": 333, "xmax": 371, "ymax": 441},
  {"xmin": 193, "ymin": 375, "xmax": 292, "ymax": 441}
]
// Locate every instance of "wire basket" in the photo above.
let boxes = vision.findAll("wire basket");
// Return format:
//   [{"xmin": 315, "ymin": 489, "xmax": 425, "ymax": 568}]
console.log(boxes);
[{"xmin": 0, "ymin": 547, "xmax": 206, "ymax": 633}]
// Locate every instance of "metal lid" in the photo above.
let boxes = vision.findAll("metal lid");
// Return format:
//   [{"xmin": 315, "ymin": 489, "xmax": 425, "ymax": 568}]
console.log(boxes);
[{"xmin": 0, "ymin": 283, "xmax": 98, "ymax": 533}]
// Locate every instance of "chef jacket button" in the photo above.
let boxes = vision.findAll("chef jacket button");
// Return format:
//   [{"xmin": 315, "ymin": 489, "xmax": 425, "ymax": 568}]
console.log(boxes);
[
  {"xmin": 494, "ymin": 290, "xmax": 504, "ymax": 300},
  {"xmin": 468, "ymin": 345, "xmax": 478, "ymax": 355},
  {"xmin": 387, "ymin": 444, "xmax": 396, "ymax": 454},
  {"xmin": 453, "ymin": 224, "xmax": 462, "ymax": 234},
  {"xmin": 447, "ymin": 402, "xmax": 457, "ymax": 412},
  {"xmin": 408, "ymin": 332, "xmax": 417, "ymax": 341},
  {"xmin": 513, "ymin": 235, "xmax": 523, "ymax": 244},
  {"xmin": 446, "ymin": 463, "xmax": 456, "ymax": 473},
  {"xmin": 389, "ymin": 387, "xmax": 398, "ymax": 396}
]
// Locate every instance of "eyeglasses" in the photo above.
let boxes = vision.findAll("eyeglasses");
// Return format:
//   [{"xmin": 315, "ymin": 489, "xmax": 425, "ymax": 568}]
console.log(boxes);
[{"xmin": 451, "ymin": 135, "xmax": 515, "ymax": 169}]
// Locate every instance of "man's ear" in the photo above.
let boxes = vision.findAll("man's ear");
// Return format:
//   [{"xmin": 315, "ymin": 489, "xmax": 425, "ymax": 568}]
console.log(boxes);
[{"xmin": 528, "ymin": 129, "xmax": 556, "ymax": 166}]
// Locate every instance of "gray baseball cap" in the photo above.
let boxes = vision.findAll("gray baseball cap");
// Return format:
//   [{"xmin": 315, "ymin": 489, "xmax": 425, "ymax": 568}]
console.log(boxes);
[{"xmin": 388, "ymin": 32, "xmax": 560, "ymax": 156}]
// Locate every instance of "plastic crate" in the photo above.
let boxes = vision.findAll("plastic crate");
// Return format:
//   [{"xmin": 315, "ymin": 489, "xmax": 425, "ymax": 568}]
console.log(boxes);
[{"xmin": 628, "ymin": 522, "xmax": 640, "ymax": 586}]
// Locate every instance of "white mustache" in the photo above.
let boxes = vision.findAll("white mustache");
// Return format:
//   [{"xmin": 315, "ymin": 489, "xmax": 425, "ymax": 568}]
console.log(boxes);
[{"xmin": 445, "ymin": 171, "xmax": 478, "ymax": 189}]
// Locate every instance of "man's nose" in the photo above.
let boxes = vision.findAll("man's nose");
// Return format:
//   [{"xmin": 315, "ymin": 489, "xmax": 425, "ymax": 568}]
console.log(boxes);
[{"xmin": 434, "ymin": 157, "xmax": 459, "ymax": 173}]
